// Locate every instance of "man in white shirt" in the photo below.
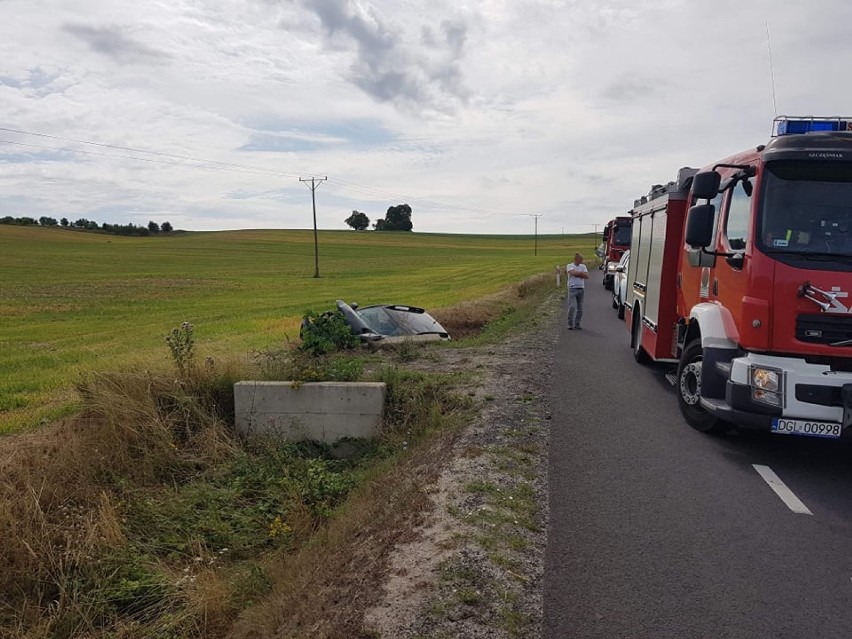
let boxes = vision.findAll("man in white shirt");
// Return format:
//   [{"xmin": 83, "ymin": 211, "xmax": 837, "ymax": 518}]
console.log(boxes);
[{"xmin": 567, "ymin": 253, "xmax": 589, "ymax": 330}]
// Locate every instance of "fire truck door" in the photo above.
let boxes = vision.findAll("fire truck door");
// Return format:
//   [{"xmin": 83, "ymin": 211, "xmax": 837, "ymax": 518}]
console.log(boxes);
[
  {"xmin": 680, "ymin": 190, "xmax": 725, "ymax": 311},
  {"xmin": 713, "ymin": 177, "xmax": 753, "ymax": 324}
]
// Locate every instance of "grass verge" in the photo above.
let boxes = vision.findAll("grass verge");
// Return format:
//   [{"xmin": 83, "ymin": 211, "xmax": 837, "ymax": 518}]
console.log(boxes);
[{"xmin": 0, "ymin": 273, "xmax": 558, "ymax": 638}]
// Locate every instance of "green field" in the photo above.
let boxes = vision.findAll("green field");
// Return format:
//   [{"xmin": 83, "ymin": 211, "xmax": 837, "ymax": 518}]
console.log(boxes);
[{"xmin": 1, "ymin": 225, "xmax": 594, "ymax": 431}]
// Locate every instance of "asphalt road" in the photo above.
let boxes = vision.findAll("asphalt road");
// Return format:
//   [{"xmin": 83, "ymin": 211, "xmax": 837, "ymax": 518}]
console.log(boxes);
[{"xmin": 543, "ymin": 278, "xmax": 852, "ymax": 639}]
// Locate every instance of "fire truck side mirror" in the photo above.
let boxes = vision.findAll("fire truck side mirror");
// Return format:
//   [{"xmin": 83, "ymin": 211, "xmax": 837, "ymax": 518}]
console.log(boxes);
[
  {"xmin": 685, "ymin": 204, "xmax": 716, "ymax": 248},
  {"xmin": 691, "ymin": 171, "xmax": 722, "ymax": 200}
]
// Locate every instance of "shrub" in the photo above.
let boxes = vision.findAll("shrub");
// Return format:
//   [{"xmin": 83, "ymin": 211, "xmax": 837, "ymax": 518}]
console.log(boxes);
[{"xmin": 298, "ymin": 310, "xmax": 359, "ymax": 356}]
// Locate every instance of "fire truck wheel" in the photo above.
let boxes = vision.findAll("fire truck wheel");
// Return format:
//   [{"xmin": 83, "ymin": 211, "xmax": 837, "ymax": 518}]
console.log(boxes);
[
  {"xmin": 677, "ymin": 339, "xmax": 724, "ymax": 433},
  {"xmin": 632, "ymin": 314, "xmax": 650, "ymax": 364}
]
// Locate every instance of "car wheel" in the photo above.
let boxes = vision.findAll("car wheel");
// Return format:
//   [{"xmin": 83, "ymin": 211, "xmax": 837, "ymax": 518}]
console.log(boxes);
[{"xmin": 677, "ymin": 338, "xmax": 725, "ymax": 434}]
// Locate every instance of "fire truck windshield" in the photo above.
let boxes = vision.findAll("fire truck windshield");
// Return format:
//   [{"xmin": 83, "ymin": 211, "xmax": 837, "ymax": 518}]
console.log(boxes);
[
  {"xmin": 759, "ymin": 161, "xmax": 852, "ymax": 257},
  {"xmin": 613, "ymin": 224, "xmax": 631, "ymax": 246}
]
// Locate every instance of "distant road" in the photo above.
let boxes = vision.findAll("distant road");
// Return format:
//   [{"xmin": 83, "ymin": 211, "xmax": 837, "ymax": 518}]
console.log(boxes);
[{"xmin": 544, "ymin": 280, "xmax": 852, "ymax": 639}]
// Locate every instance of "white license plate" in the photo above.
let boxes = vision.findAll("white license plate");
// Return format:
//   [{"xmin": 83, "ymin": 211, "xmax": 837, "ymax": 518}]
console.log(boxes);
[{"xmin": 771, "ymin": 418, "xmax": 842, "ymax": 439}]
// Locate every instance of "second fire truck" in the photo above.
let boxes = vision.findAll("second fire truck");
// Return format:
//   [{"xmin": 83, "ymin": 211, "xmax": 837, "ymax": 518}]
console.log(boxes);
[{"xmin": 600, "ymin": 216, "xmax": 632, "ymax": 290}]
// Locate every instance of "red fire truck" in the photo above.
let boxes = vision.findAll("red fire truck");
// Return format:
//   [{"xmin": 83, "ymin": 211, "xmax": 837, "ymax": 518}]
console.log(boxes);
[
  {"xmin": 625, "ymin": 116, "xmax": 852, "ymax": 438},
  {"xmin": 600, "ymin": 216, "xmax": 632, "ymax": 290}
]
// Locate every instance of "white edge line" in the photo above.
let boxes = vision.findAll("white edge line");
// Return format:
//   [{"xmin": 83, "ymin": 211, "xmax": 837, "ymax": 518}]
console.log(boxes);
[{"xmin": 752, "ymin": 464, "xmax": 813, "ymax": 516}]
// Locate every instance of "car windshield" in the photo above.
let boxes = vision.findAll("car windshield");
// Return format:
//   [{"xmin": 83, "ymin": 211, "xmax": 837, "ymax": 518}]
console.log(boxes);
[
  {"xmin": 759, "ymin": 161, "xmax": 852, "ymax": 257},
  {"xmin": 613, "ymin": 223, "xmax": 631, "ymax": 246},
  {"xmin": 355, "ymin": 306, "xmax": 446, "ymax": 337}
]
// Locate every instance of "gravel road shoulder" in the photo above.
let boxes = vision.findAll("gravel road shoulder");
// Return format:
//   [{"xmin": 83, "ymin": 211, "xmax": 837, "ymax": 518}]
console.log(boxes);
[{"xmin": 362, "ymin": 291, "xmax": 562, "ymax": 638}]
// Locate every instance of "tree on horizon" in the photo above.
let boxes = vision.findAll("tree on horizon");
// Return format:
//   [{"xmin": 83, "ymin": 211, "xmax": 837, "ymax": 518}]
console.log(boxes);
[
  {"xmin": 344, "ymin": 210, "xmax": 370, "ymax": 231},
  {"xmin": 373, "ymin": 203, "xmax": 413, "ymax": 231}
]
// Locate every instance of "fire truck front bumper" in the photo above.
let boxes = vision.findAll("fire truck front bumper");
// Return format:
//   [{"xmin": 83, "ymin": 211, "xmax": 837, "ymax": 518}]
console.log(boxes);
[{"xmin": 699, "ymin": 352, "xmax": 852, "ymax": 436}]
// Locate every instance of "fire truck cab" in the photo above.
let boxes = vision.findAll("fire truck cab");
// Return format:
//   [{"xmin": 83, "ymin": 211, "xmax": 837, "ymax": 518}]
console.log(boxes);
[
  {"xmin": 601, "ymin": 216, "xmax": 632, "ymax": 290},
  {"xmin": 626, "ymin": 117, "xmax": 852, "ymax": 439}
]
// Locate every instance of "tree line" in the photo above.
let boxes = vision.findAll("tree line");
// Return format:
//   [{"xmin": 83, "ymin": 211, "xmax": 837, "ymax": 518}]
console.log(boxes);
[
  {"xmin": 3, "ymin": 203, "xmax": 415, "ymax": 235},
  {"xmin": 0, "ymin": 216, "xmax": 174, "ymax": 236},
  {"xmin": 344, "ymin": 204, "xmax": 413, "ymax": 231}
]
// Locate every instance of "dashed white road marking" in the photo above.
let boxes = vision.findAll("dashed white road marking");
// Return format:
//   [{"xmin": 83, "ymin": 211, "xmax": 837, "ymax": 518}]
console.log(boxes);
[{"xmin": 752, "ymin": 464, "xmax": 813, "ymax": 515}]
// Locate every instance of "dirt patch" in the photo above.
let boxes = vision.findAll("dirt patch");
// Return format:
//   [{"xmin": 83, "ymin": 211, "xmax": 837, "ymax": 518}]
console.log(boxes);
[{"xmin": 361, "ymin": 292, "xmax": 560, "ymax": 637}]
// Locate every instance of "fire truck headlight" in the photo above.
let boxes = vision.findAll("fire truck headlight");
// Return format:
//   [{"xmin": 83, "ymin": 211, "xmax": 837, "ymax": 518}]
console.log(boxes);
[
  {"xmin": 750, "ymin": 366, "xmax": 781, "ymax": 392},
  {"xmin": 749, "ymin": 366, "xmax": 784, "ymax": 407}
]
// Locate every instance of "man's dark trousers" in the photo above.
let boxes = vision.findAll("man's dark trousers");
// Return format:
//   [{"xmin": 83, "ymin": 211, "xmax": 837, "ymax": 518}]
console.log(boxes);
[{"xmin": 568, "ymin": 287, "xmax": 584, "ymax": 328}]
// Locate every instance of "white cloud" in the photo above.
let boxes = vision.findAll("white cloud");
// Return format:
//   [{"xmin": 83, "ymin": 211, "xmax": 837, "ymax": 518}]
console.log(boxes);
[{"xmin": 1, "ymin": 0, "xmax": 851, "ymax": 234}]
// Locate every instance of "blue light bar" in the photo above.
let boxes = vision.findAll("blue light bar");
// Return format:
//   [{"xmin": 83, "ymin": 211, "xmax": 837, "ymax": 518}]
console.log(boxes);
[{"xmin": 774, "ymin": 117, "xmax": 852, "ymax": 136}]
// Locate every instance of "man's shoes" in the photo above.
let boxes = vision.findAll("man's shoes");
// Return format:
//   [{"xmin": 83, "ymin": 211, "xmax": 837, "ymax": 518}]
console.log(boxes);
[
  {"xmin": 568, "ymin": 325, "xmax": 574, "ymax": 330},
  {"xmin": 576, "ymin": 326, "xmax": 582, "ymax": 330}
]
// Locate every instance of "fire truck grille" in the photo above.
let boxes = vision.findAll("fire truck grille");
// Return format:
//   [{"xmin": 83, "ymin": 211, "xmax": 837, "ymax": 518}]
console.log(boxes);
[{"xmin": 796, "ymin": 314, "xmax": 852, "ymax": 345}]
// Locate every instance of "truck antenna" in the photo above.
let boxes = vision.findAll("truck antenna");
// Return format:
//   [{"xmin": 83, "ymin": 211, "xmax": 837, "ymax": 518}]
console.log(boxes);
[{"xmin": 766, "ymin": 21, "xmax": 779, "ymax": 119}]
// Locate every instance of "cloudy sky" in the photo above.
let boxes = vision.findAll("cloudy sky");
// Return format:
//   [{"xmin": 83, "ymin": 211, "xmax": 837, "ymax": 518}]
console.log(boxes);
[{"xmin": 2, "ymin": 0, "xmax": 850, "ymax": 234}]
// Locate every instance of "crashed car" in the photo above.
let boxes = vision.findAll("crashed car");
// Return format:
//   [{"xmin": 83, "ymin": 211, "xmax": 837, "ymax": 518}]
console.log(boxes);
[{"xmin": 336, "ymin": 300, "xmax": 450, "ymax": 343}]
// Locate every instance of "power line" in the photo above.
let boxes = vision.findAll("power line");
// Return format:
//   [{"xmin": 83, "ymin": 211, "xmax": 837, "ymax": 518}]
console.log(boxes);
[
  {"xmin": 0, "ymin": 125, "xmax": 522, "ymax": 219},
  {"xmin": 0, "ymin": 125, "xmax": 303, "ymax": 179},
  {"xmin": 0, "ymin": 135, "xmax": 447, "ymax": 210},
  {"xmin": 329, "ymin": 177, "xmax": 518, "ymax": 218},
  {"xmin": 365, "ymin": 178, "xmax": 518, "ymax": 216},
  {"xmin": 0, "ymin": 138, "xmax": 297, "ymax": 178}
]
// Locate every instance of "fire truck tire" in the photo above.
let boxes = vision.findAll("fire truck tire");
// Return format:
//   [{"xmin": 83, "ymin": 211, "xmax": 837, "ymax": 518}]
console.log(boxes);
[
  {"xmin": 677, "ymin": 339, "xmax": 724, "ymax": 434},
  {"xmin": 632, "ymin": 314, "xmax": 650, "ymax": 364}
]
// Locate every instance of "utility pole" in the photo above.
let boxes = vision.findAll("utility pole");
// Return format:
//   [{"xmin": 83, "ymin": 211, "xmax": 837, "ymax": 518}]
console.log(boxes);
[
  {"xmin": 525, "ymin": 214, "xmax": 543, "ymax": 255},
  {"xmin": 299, "ymin": 176, "xmax": 327, "ymax": 278}
]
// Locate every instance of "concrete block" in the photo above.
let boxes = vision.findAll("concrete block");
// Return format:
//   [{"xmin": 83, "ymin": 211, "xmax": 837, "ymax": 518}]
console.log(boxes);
[{"xmin": 234, "ymin": 381, "xmax": 386, "ymax": 444}]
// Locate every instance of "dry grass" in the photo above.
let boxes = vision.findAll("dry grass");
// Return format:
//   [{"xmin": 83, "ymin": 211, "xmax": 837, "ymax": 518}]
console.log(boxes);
[
  {"xmin": 0, "ymin": 365, "xmax": 239, "ymax": 637},
  {"xmin": 432, "ymin": 273, "xmax": 556, "ymax": 340},
  {"xmin": 432, "ymin": 299, "xmax": 507, "ymax": 340}
]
